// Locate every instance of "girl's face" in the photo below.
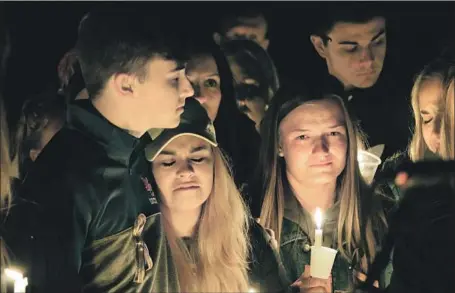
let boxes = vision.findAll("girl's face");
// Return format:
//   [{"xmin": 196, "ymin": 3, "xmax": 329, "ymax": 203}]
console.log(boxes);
[
  {"xmin": 152, "ymin": 136, "xmax": 214, "ymax": 214},
  {"xmin": 279, "ymin": 98, "xmax": 348, "ymax": 186},
  {"xmin": 418, "ymin": 79, "xmax": 443, "ymax": 155},
  {"xmin": 186, "ymin": 55, "xmax": 222, "ymax": 122}
]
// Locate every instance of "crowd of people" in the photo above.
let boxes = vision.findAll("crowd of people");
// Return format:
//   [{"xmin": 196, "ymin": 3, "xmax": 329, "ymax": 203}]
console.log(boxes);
[{"xmin": 1, "ymin": 3, "xmax": 454, "ymax": 293}]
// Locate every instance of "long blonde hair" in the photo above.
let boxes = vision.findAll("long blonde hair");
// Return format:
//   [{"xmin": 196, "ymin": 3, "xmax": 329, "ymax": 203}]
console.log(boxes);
[
  {"xmin": 258, "ymin": 85, "xmax": 386, "ymax": 271},
  {"xmin": 160, "ymin": 147, "xmax": 251, "ymax": 292},
  {"xmin": 1, "ymin": 96, "xmax": 16, "ymax": 280},
  {"xmin": 409, "ymin": 58, "xmax": 455, "ymax": 161}
]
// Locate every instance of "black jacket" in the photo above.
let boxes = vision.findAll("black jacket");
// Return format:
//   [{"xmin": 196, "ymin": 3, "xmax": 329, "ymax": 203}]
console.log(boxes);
[
  {"xmin": 4, "ymin": 99, "xmax": 159, "ymax": 292},
  {"xmin": 3, "ymin": 100, "xmax": 289, "ymax": 293}
]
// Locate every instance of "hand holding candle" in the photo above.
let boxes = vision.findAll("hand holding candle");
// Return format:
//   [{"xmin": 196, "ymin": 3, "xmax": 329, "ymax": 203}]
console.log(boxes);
[{"xmin": 310, "ymin": 208, "xmax": 338, "ymax": 280}]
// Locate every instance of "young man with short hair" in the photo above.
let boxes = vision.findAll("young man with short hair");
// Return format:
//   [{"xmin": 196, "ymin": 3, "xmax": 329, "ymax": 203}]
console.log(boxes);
[
  {"xmin": 307, "ymin": 3, "xmax": 411, "ymax": 159},
  {"xmin": 6, "ymin": 6, "xmax": 194, "ymax": 292}
]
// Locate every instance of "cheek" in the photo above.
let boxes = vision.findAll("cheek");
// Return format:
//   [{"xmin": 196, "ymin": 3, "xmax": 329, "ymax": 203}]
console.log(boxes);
[
  {"xmin": 421, "ymin": 125, "xmax": 432, "ymax": 146},
  {"xmin": 333, "ymin": 141, "xmax": 348, "ymax": 168},
  {"xmin": 204, "ymin": 89, "xmax": 222, "ymax": 119},
  {"xmin": 283, "ymin": 142, "xmax": 311, "ymax": 168},
  {"xmin": 200, "ymin": 164, "xmax": 214, "ymax": 189},
  {"xmin": 152, "ymin": 167, "xmax": 173, "ymax": 197}
]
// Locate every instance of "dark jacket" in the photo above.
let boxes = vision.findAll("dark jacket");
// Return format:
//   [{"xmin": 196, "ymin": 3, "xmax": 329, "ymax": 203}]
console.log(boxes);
[
  {"xmin": 4, "ymin": 99, "xmax": 161, "ymax": 292},
  {"xmin": 3, "ymin": 100, "xmax": 288, "ymax": 292},
  {"xmin": 279, "ymin": 192, "xmax": 394, "ymax": 292}
]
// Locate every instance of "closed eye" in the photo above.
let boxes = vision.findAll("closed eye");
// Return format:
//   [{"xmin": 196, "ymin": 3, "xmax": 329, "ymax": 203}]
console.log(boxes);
[
  {"xmin": 423, "ymin": 118, "xmax": 433, "ymax": 125},
  {"xmin": 191, "ymin": 157, "xmax": 205, "ymax": 163},
  {"xmin": 161, "ymin": 161, "xmax": 175, "ymax": 167}
]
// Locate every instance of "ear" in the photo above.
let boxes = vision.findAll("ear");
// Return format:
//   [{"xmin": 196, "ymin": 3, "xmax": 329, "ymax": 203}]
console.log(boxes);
[
  {"xmin": 310, "ymin": 35, "xmax": 327, "ymax": 59},
  {"xmin": 29, "ymin": 148, "xmax": 41, "ymax": 162},
  {"xmin": 112, "ymin": 73, "xmax": 135, "ymax": 96},
  {"xmin": 262, "ymin": 39, "xmax": 270, "ymax": 50},
  {"xmin": 278, "ymin": 146, "xmax": 284, "ymax": 157},
  {"xmin": 213, "ymin": 32, "xmax": 222, "ymax": 45}
]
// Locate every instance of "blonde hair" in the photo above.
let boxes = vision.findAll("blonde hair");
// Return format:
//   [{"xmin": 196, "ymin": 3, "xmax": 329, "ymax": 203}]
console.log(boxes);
[
  {"xmin": 1, "ymin": 97, "xmax": 16, "ymax": 280},
  {"xmin": 409, "ymin": 59, "xmax": 455, "ymax": 161},
  {"xmin": 160, "ymin": 147, "xmax": 251, "ymax": 292},
  {"xmin": 258, "ymin": 86, "xmax": 386, "ymax": 271}
]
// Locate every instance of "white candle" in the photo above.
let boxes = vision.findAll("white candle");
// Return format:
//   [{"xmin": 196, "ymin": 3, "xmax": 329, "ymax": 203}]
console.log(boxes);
[
  {"xmin": 5, "ymin": 268, "xmax": 28, "ymax": 293},
  {"xmin": 314, "ymin": 208, "xmax": 323, "ymax": 247}
]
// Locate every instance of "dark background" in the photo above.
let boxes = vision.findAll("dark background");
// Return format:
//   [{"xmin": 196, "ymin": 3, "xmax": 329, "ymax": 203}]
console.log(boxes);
[{"xmin": 3, "ymin": 1, "xmax": 455, "ymax": 125}]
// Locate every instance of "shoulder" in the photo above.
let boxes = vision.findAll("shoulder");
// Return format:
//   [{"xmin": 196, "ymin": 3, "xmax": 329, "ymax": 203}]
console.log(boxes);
[
  {"xmin": 247, "ymin": 220, "xmax": 291, "ymax": 292},
  {"xmin": 19, "ymin": 127, "xmax": 108, "ymax": 207}
]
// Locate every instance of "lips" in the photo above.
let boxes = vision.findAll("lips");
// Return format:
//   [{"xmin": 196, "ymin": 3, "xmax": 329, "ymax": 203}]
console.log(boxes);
[
  {"xmin": 310, "ymin": 162, "xmax": 333, "ymax": 167},
  {"xmin": 357, "ymin": 71, "xmax": 376, "ymax": 77},
  {"xmin": 174, "ymin": 182, "xmax": 200, "ymax": 191}
]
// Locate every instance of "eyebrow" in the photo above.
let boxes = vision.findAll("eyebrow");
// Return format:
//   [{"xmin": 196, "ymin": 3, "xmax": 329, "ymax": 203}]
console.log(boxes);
[
  {"xmin": 290, "ymin": 125, "xmax": 345, "ymax": 132},
  {"xmin": 338, "ymin": 29, "xmax": 386, "ymax": 45},
  {"xmin": 420, "ymin": 110, "xmax": 431, "ymax": 115},
  {"xmin": 170, "ymin": 61, "xmax": 186, "ymax": 73}
]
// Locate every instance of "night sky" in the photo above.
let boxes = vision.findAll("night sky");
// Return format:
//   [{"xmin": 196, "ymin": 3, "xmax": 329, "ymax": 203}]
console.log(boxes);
[{"xmin": 3, "ymin": 1, "xmax": 455, "ymax": 124}]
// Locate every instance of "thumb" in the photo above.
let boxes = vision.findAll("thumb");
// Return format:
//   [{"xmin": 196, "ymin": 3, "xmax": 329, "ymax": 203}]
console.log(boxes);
[{"xmin": 303, "ymin": 265, "xmax": 311, "ymax": 279}]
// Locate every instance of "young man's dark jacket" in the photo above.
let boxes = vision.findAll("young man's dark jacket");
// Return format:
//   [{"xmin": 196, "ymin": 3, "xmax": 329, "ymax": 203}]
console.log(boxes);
[{"xmin": 3, "ymin": 99, "xmax": 289, "ymax": 293}]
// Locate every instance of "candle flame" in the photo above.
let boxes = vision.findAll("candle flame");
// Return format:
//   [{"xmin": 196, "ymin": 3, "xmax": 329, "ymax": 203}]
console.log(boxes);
[
  {"xmin": 4, "ymin": 268, "xmax": 23, "ymax": 281},
  {"xmin": 315, "ymin": 208, "xmax": 323, "ymax": 229}
]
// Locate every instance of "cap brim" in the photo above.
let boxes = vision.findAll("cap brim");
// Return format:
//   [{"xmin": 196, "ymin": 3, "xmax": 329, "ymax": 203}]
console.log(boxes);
[{"xmin": 145, "ymin": 130, "xmax": 217, "ymax": 162}]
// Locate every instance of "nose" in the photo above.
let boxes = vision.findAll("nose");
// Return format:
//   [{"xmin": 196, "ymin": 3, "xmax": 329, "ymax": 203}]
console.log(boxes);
[
  {"xmin": 176, "ymin": 161, "xmax": 195, "ymax": 178},
  {"xmin": 179, "ymin": 73, "xmax": 195, "ymax": 100},
  {"xmin": 312, "ymin": 136, "xmax": 330, "ymax": 154},
  {"xmin": 359, "ymin": 47, "xmax": 374, "ymax": 67},
  {"xmin": 191, "ymin": 84, "xmax": 209, "ymax": 104}
]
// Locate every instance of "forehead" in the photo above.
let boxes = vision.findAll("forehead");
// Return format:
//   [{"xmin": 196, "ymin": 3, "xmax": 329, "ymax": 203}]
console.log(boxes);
[
  {"xmin": 146, "ymin": 57, "xmax": 179, "ymax": 74},
  {"xmin": 280, "ymin": 99, "xmax": 345, "ymax": 132},
  {"xmin": 162, "ymin": 135, "xmax": 211, "ymax": 154},
  {"xmin": 186, "ymin": 55, "xmax": 218, "ymax": 76},
  {"xmin": 419, "ymin": 79, "xmax": 442, "ymax": 108},
  {"xmin": 329, "ymin": 17, "xmax": 386, "ymax": 40}
]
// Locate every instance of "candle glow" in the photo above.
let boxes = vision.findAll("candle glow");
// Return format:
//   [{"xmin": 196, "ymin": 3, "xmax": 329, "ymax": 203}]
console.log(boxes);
[
  {"xmin": 5, "ymin": 268, "xmax": 28, "ymax": 293},
  {"xmin": 314, "ymin": 208, "xmax": 323, "ymax": 247},
  {"xmin": 315, "ymin": 208, "xmax": 322, "ymax": 229}
]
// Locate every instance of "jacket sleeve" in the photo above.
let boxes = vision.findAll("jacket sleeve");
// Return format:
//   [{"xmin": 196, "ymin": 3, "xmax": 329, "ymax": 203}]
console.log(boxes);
[
  {"xmin": 17, "ymin": 171, "xmax": 100, "ymax": 293},
  {"xmin": 248, "ymin": 221, "xmax": 292, "ymax": 293}
]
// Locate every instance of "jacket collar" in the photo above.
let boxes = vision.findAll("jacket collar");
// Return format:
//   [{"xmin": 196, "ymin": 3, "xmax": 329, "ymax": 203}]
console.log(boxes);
[
  {"xmin": 283, "ymin": 188, "xmax": 340, "ymax": 247},
  {"xmin": 67, "ymin": 99, "xmax": 150, "ymax": 160}
]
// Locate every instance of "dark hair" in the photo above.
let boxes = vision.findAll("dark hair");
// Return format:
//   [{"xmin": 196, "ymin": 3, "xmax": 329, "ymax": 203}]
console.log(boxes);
[
  {"xmin": 60, "ymin": 60, "xmax": 86, "ymax": 104},
  {"xmin": 216, "ymin": 7, "xmax": 267, "ymax": 36},
  {"xmin": 311, "ymin": 3, "xmax": 387, "ymax": 45},
  {"xmin": 75, "ymin": 5, "xmax": 189, "ymax": 99},
  {"xmin": 221, "ymin": 39, "xmax": 279, "ymax": 103},
  {"xmin": 187, "ymin": 37, "xmax": 260, "ymax": 187},
  {"xmin": 15, "ymin": 90, "xmax": 66, "ymax": 177}
]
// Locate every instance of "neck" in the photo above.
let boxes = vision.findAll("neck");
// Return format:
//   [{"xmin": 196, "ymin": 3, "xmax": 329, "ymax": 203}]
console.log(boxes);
[
  {"xmin": 287, "ymin": 172, "xmax": 336, "ymax": 215},
  {"xmin": 91, "ymin": 93, "xmax": 145, "ymax": 138},
  {"xmin": 163, "ymin": 206, "xmax": 201, "ymax": 238},
  {"xmin": 327, "ymin": 69, "xmax": 354, "ymax": 92}
]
